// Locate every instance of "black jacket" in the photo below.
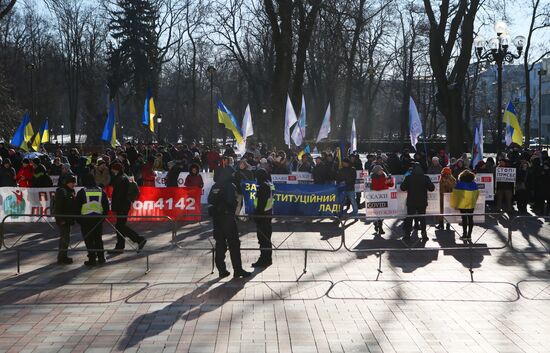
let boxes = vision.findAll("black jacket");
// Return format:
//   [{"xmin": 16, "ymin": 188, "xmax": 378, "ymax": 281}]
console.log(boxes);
[
  {"xmin": 400, "ymin": 165, "xmax": 435, "ymax": 208},
  {"xmin": 337, "ymin": 166, "xmax": 356, "ymax": 191},
  {"xmin": 312, "ymin": 163, "xmax": 329, "ymax": 184},
  {"xmin": 54, "ymin": 186, "xmax": 76, "ymax": 225},
  {"xmin": 0, "ymin": 166, "xmax": 16, "ymax": 187},
  {"xmin": 32, "ymin": 165, "xmax": 53, "ymax": 187},
  {"xmin": 111, "ymin": 173, "xmax": 131, "ymax": 213},
  {"xmin": 234, "ymin": 168, "xmax": 254, "ymax": 194}
]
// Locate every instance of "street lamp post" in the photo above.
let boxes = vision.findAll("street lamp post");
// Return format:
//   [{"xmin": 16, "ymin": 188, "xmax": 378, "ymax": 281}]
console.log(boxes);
[
  {"xmin": 539, "ymin": 67, "xmax": 547, "ymax": 149},
  {"xmin": 157, "ymin": 115, "xmax": 163, "ymax": 143},
  {"xmin": 207, "ymin": 66, "xmax": 216, "ymax": 147},
  {"xmin": 26, "ymin": 63, "xmax": 35, "ymax": 122},
  {"xmin": 474, "ymin": 21, "xmax": 525, "ymax": 152},
  {"xmin": 61, "ymin": 124, "xmax": 64, "ymax": 146}
]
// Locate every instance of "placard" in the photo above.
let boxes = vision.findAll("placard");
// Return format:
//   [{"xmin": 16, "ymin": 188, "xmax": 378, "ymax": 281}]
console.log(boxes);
[{"xmin": 495, "ymin": 167, "xmax": 516, "ymax": 183}]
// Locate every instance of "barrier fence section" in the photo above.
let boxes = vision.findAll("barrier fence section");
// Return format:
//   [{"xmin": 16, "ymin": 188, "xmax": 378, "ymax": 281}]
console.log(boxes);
[
  {"xmin": 0, "ymin": 214, "xmax": 177, "ymax": 274},
  {"xmin": 508, "ymin": 216, "xmax": 550, "ymax": 254},
  {"xmin": 341, "ymin": 212, "xmax": 507, "ymax": 281}
]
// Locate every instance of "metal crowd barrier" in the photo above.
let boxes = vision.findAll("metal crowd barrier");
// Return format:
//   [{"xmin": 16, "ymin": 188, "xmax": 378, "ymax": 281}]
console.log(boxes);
[
  {"xmin": 341, "ymin": 212, "xmax": 507, "ymax": 280},
  {"xmin": 0, "ymin": 213, "xmax": 177, "ymax": 274},
  {"xmin": 172, "ymin": 214, "xmax": 343, "ymax": 274},
  {"xmin": 508, "ymin": 216, "xmax": 550, "ymax": 254}
]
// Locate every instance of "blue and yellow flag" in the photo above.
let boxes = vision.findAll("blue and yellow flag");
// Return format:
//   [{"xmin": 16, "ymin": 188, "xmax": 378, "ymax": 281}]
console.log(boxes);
[
  {"xmin": 31, "ymin": 119, "xmax": 49, "ymax": 152},
  {"xmin": 450, "ymin": 181, "xmax": 480, "ymax": 210},
  {"xmin": 142, "ymin": 88, "xmax": 156, "ymax": 133},
  {"xmin": 217, "ymin": 99, "xmax": 243, "ymax": 144},
  {"xmin": 503, "ymin": 101, "xmax": 523, "ymax": 146},
  {"xmin": 297, "ymin": 145, "xmax": 311, "ymax": 160},
  {"xmin": 10, "ymin": 113, "xmax": 34, "ymax": 152},
  {"xmin": 102, "ymin": 103, "xmax": 117, "ymax": 148}
]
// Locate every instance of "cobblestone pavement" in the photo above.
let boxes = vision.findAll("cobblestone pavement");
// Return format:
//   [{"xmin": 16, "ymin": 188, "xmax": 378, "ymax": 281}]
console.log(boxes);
[{"xmin": 1, "ymin": 214, "xmax": 550, "ymax": 353}]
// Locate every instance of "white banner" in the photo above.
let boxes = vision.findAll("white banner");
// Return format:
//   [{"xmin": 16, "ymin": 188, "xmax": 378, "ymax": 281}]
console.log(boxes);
[
  {"xmin": 0, "ymin": 187, "xmax": 61, "ymax": 222},
  {"xmin": 495, "ymin": 167, "xmax": 516, "ymax": 183},
  {"xmin": 475, "ymin": 173, "xmax": 494, "ymax": 201},
  {"xmin": 154, "ymin": 172, "xmax": 213, "ymax": 204},
  {"xmin": 364, "ymin": 186, "xmax": 440, "ymax": 218},
  {"xmin": 271, "ymin": 173, "xmax": 313, "ymax": 184}
]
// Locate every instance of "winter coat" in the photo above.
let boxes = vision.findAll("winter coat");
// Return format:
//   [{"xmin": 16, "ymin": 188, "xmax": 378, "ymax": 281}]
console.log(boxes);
[
  {"xmin": 312, "ymin": 163, "xmax": 330, "ymax": 184},
  {"xmin": 400, "ymin": 165, "xmax": 435, "ymax": 208},
  {"xmin": 32, "ymin": 165, "xmax": 53, "ymax": 187},
  {"xmin": 92, "ymin": 167, "xmax": 111, "ymax": 188},
  {"xmin": 0, "ymin": 166, "xmax": 16, "ymax": 187},
  {"xmin": 184, "ymin": 173, "xmax": 204, "ymax": 188},
  {"xmin": 439, "ymin": 174, "xmax": 456, "ymax": 194},
  {"xmin": 111, "ymin": 173, "xmax": 131, "ymax": 213},
  {"xmin": 141, "ymin": 163, "xmax": 156, "ymax": 187},
  {"xmin": 370, "ymin": 173, "xmax": 393, "ymax": 191},
  {"xmin": 336, "ymin": 166, "xmax": 356, "ymax": 191},
  {"xmin": 54, "ymin": 185, "xmax": 76, "ymax": 225},
  {"xmin": 16, "ymin": 165, "xmax": 34, "ymax": 187}
]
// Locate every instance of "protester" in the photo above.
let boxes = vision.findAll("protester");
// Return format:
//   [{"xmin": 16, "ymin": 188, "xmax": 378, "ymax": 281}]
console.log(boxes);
[
  {"xmin": 437, "ymin": 167, "xmax": 456, "ymax": 230},
  {"xmin": 0, "ymin": 158, "xmax": 16, "ymax": 187},
  {"xmin": 337, "ymin": 158, "xmax": 358, "ymax": 216},
  {"xmin": 370, "ymin": 165, "xmax": 394, "ymax": 235},
  {"xmin": 92, "ymin": 160, "xmax": 111, "ymax": 188},
  {"xmin": 141, "ymin": 156, "xmax": 156, "ymax": 187},
  {"xmin": 233, "ymin": 159, "xmax": 254, "ymax": 215},
  {"xmin": 252, "ymin": 168, "xmax": 274, "ymax": 267},
  {"xmin": 208, "ymin": 166, "xmax": 251, "ymax": 278},
  {"xmin": 109, "ymin": 163, "xmax": 146, "ymax": 254},
  {"xmin": 166, "ymin": 161, "xmax": 184, "ymax": 187},
  {"xmin": 49, "ymin": 157, "xmax": 63, "ymax": 176},
  {"xmin": 184, "ymin": 163, "xmax": 204, "ymax": 188},
  {"xmin": 31, "ymin": 162, "xmax": 53, "ymax": 187},
  {"xmin": 495, "ymin": 159, "xmax": 514, "ymax": 213},
  {"xmin": 427, "ymin": 156, "xmax": 443, "ymax": 174},
  {"xmin": 516, "ymin": 160, "xmax": 530, "ymax": 213},
  {"xmin": 16, "ymin": 158, "xmax": 33, "ymax": 187},
  {"xmin": 54, "ymin": 174, "xmax": 77, "ymax": 264},
  {"xmin": 451, "ymin": 169, "xmax": 480, "ymax": 241},
  {"xmin": 76, "ymin": 173, "xmax": 110, "ymax": 266},
  {"xmin": 58, "ymin": 163, "xmax": 73, "ymax": 187},
  {"xmin": 400, "ymin": 163, "xmax": 435, "ymax": 240}
]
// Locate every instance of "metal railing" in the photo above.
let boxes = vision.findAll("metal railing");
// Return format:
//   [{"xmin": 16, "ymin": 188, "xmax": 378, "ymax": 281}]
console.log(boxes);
[{"xmin": 0, "ymin": 213, "xmax": 177, "ymax": 274}]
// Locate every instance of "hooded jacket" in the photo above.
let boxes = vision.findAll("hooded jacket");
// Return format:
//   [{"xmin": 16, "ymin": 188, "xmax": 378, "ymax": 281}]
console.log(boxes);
[{"xmin": 400, "ymin": 164, "xmax": 435, "ymax": 208}]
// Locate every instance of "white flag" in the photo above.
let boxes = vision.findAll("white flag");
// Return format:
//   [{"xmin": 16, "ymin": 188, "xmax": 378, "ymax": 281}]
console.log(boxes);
[
  {"xmin": 350, "ymin": 118, "xmax": 357, "ymax": 153},
  {"xmin": 242, "ymin": 104, "xmax": 253, "ymax": 139},
  {"xmin": 409, "ymin": 97, "xmax": 423, "ymax": 147},
  {"xmin": 284, "ymin": 94, "xmax": 298, "ymax": 147},
  {"xmin": 237, "ymin": 104, "xmax": 253, "ymax": 155},
  {"xmin": 316, "ymin": 103, "xmax": 331, "ymax": 143},
  {"xmin": 291, "ymin": 95, "xmax": 306, "ymax": 146}
]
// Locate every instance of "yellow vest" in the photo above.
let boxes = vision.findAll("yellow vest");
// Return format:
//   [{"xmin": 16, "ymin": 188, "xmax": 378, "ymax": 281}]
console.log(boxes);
[
  {"xmin": 81, "ymin": 189, "xmax": 104, "ymax": 215},
  {"xmin": 254, "ymin": 183, "xmax": 274, "ymax": 212}
]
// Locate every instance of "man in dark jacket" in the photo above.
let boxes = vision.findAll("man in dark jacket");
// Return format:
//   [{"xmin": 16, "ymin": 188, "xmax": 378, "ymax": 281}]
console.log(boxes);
[
  {"xmin": 337, "ymin": 158, "xmax": 358, "ymax": 215},
  {"xmin": 54, "ymin": 174, "xmax": 77, "ymax": 264},
  {"xmin": 32, "ymin": 160, "xmax": 53, "ymax": 187},
  {"xmin": 0, "ymin": 158, "xmax": 16, "ymax": 187},
  {"xmin": 109, "ymin": 163, "xmax": 146, "ymax": 254},
  {"xmin": 76, "ymin": 173, "xmax": 110, "ymax": 266},
  {"xmin": 400, "ymin": 163, "xmax": 435, "ymax": 240},
  {"xmin": 252, "ymin": 169, "xmax": 274, "ymax": 267},
  {"xmin": 312, "ymin": 157, "xmax": 328, "ymax": 184},
  {"xmin": 208, "ymin": 166, "xmax": 251, "ymax": 278}
]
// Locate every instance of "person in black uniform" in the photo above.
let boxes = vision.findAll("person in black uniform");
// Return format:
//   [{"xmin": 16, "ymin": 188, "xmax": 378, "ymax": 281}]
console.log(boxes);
[
  {"xmin": 54, "ymin": 174, "xmax": 77, "ymax": 264},
  {"xmin": 108, "ymin": 163, "xmax": 146, "ymax": 254},
  {"xmin": 76, "ymin": 173, "xmax": 110, "ymax": 266},
  {"xmin": 209, "ymin": 167, "xmax": 251, "ymax": 278},
  {"xmin": 400, "ymin": 163, "xmax": 435, "ymax": 240},
  {"xmin": 252, "ymin": 169, "xmax": 273, "ymax": 267}
]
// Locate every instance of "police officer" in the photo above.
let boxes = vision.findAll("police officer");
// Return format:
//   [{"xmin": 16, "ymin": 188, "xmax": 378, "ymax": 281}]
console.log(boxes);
[
  {"xmin": 76, "ymin": 173, "xmax": 110, "ymax": 266},
  {"xmin": 252, "ymin": 169, "xmax": 274, "ymax": 267},
  {"xmin": 208, "ymin": 167, "xmax": 251, "ymax": 278},
  {"xmin": 54, "ymin": 174, "xmax": 77, "ymax": 264}
]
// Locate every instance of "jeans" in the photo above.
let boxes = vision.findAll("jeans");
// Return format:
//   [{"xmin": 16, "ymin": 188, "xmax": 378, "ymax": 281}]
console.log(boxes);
[
  {"xmin": 344, "ymin": 191, "xmax": 358, "ymax": 215},
  {"xmin": 404, "ymin": 206, "xmax": 427, "ymax": 235},
  {"xmin": 255, "ymin": 216, "xmax": 273, "ymax": 261},
  {"xmin": 115, "ymin": 213, "xmax": 144, "ymax": 249},
  {"xmin": 459, "ymin": 209, "xmax": 474, "ymax": 238},
  {"xmin": 213, "ymin": 214, "xmax": 243, "ymax": 272}
]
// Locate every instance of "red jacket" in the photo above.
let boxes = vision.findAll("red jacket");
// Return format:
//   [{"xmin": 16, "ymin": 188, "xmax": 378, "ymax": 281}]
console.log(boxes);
[
  {"xmin": 370, "ymin": 173, "xmax": 393, "ymax": 191},
  {"xmin": 141, "ymin": 163, "xmax": 156, "ymax": 187},
  {"xmin": 207, "ymin": 151, "xmax": 220, "ymax": 171},
  {"xmin": 16, "ymin": 165, "xmax": 34, "ymax": 187},
  {"xmin": 184, "ymin": 174, "xmax": 204, "ymax": 188}
]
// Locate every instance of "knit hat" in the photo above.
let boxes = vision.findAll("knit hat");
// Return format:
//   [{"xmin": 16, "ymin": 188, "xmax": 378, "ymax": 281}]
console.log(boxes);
[
  {"xmin": 64, "ymin": 174, "xmax": 77, "ymax": 184},
  {"xmin": 441, "ymin": 167, "xmax": 452, "ymax": 176}
]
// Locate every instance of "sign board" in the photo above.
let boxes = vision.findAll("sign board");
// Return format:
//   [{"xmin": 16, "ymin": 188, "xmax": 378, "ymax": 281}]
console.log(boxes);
[
  {"xmin": 496, "ymin": 167, "xmax": 516, "ymax": 183},
  {"xmin": 364, "ymin": 185, "xmax": 440, "ymax": 218},
  {"xmin": 475, "ymin": 173, "xmax": 494, "ymax": 201},
  {"xmin": 154, "ymin": 171, "xmax": 213, "ymax": 204}
]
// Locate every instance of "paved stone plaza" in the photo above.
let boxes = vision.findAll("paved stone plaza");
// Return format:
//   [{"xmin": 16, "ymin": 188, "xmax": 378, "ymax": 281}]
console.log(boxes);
[{"xmin": 1, "ymin": 215, "xmax": 550, "ymax": 353}]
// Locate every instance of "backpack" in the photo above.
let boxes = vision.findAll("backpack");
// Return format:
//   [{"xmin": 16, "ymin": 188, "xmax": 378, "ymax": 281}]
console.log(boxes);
[
  {"xmin": 207, "ymin": 182, "xmax": 225, "ymax": 217},
  {"xmin": 127, "ymin": 180, "xmax": 140, "ymax": 202}
]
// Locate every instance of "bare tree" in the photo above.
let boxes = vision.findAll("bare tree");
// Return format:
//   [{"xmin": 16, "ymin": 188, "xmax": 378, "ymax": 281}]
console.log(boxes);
[{"xmin": 0, "ymin": 0, "xmax": 16, "ymax": 21}]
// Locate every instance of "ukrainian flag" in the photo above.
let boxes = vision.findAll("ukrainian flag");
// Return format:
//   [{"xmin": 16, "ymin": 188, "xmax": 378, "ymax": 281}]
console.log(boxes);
[
  {"xmin": 503, "ymin": 101, "xmax": 523, "ymax": 146},
  {"xmin": 297, "ymin": 145, "xmax": 311, "ymax": 160},
  {"xmin": 217, "ymin": 99, "xmax": 243, "ymax": 144},
  {"xmin": 102, "ymin": 103, "xmax": 117, "ymax": 148},
  {"xmin": 10, "ymin": 113, "xmax": 34, "ymax": 152},
  {"xmin": 450, "ymin": 181, "xmax": 480, "ymax": 210},
  {"xmin": 31, "ymin": 119, "xmax": 49, "ymax": 152},
  {"xmin": 142, "ymin": 88, "xmax": 156, "ymax": 133}
]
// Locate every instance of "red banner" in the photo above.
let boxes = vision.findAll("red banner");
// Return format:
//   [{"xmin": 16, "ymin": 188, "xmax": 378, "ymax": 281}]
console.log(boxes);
[{"xmin": 105, "ymin": 186, "xmax": 202, "ymax": 222}]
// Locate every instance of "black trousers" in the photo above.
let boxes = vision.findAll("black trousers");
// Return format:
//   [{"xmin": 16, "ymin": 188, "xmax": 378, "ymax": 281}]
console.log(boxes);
[
  {"xmin": 460, "ymin": 209, "xmax": 474, "ymax": 238},
  {"xmin": 213, "ymin": 214, "xmax": 243, "ymax": 272},
  {"xmin": 57, "ymin": 223, "xmax": 71, "ymax": 260},
  {"xmin": 255, "ymin": 216, "xmax": 273, "ymax": 261},
  {"xmin": 80, "ymin": 219, "xmax": 104, "ymax": 261},
  {"xmin": 404, "ymin": 206, "xmax": 426, "ymax": 235},
  {"xmin": 115, "ymin": 212, "xmax": 143, "ymax": 249}
]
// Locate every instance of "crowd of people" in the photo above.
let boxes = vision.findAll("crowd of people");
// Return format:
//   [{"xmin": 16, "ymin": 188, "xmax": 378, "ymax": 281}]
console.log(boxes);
[{"xmin": 0, "ymin": 139, "xmax": 547, "ymax": 271}]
